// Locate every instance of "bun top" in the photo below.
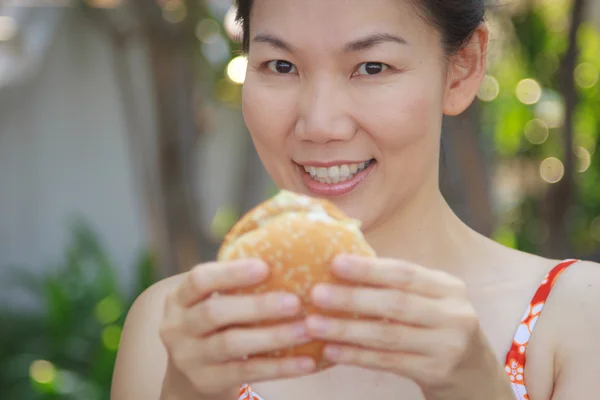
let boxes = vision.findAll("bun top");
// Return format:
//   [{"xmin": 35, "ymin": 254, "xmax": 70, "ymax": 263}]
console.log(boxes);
[
  {"xmin": 216, "ymin": 190, "xmax": 375, "ymax": 369},
  {"xmin": 218, "ymin": 190, "xmax": 373, "ymax": 262}
]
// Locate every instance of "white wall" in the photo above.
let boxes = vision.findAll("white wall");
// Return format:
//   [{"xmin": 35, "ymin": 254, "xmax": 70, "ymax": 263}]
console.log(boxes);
[
  {"xmin": 0, "ymin": 9, "xmax": 148, "ymax": 296},
  {"xmin": 0, "ymin": 8, "xmax": 258, "ymax": 304}
]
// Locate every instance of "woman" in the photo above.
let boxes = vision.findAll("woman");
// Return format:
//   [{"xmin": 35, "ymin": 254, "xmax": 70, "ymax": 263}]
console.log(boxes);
[{"xmin": 111, "ymin": 1, "xmax": 600, "ymax": 399}]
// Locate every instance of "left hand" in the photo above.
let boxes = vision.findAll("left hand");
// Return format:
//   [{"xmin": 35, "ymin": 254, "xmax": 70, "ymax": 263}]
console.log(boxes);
[{"xmin": 305, "ymin": 255, "xmax": 515, "ymax": 399}]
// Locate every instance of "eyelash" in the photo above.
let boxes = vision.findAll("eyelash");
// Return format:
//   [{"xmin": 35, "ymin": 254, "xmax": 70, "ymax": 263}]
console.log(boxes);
[{"xmin": 262, "ymin": 60, "xmax": 393, "ymax": 77}]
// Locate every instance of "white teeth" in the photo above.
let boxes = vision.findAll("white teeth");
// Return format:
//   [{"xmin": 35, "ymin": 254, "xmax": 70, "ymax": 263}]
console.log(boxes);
[
  {"xmin": 340, "ymin": 165, "xmax": 350, "ymax": 177},
  {"xmin": 302, "ymin": 161, "xmax": 372, "ymax": 184}
]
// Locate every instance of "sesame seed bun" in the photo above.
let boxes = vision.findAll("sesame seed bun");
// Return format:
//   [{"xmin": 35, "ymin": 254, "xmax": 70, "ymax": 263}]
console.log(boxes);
[{"xmin": 217, "ymin": 190, "xmax": 375, "ymax": 370}]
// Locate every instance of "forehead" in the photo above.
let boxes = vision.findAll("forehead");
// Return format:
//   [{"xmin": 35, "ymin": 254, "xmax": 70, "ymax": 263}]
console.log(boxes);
[{"xmin": 249, "ymin": 0, "xmax": 435, "ymax": 49}]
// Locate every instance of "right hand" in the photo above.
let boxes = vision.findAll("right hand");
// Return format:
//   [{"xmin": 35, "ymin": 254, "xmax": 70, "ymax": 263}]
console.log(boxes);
[{"xmin": 159, "ymin": 259, "xmax": 316, "ymax": 400}]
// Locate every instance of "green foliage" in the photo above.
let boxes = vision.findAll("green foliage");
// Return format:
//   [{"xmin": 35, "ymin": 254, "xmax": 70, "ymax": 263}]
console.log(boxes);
[
  {"xmin": 0, "ymin": 221, "xmax": 158, "ymax": 400},
  {"xmin": 484, "ymin": 3, "xmax": 600, "ymax": 256}
]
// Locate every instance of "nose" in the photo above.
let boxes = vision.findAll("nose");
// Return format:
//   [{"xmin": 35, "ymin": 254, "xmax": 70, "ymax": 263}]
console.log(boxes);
[{"xmin": 294, "ymin": 79, "xmax": 356, "ymax": 144}]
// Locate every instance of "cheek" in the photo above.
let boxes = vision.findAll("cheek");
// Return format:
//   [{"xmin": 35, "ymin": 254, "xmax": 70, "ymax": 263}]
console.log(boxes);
[
  {"xmin": 242, "ymin": 79, "xmax": 296, "ymax": 153},
  {"xmin": 242, "ymin": 79, "xmax": 300, "ymax": 186},
  {"xmin": 355, "ymin": 76, "xmax": 444, "ymax": 150}
]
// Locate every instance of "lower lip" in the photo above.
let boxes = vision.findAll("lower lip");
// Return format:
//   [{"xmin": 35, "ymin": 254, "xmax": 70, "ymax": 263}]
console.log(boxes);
[{"xmin": 300, "ymin": 162, "xmax": 376, "ymax": 197}]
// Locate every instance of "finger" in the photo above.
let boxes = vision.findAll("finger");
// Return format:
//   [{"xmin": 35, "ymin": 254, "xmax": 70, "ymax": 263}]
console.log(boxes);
[
  {"xmin": 305, "ymin": 316, "xmax": 436, "ymax": 354},
  {"xmin": 203, "ymin": 321, "xmax": 312, "ymax": 362},
  {"xmin": 175, "ymin": 259, "xmax": 268, "ymax": 307},
  {"xmin": 332, "ymin": 255, "xmax": 464, "ymax": 298},
  {"xmin": 207, "ymin": 356, "xmax": 316, "ymax": 388},
  {"xmin": 322, "ymin": 345, "xmax": 431, "ymax": 384},
  {"xmin": 311, "ymin": 285, "xmax": 444, "ymax": 327},
  {"xmin": 185, "ymin": 292, "xmax": 301, "ymax": 336}
]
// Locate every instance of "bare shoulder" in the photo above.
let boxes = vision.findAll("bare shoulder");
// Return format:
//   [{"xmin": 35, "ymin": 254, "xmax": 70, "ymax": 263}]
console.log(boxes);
[
  {"xmin": 549, "ymin": 259, "xmax": 600, "ymax": 310},
  {"xmin": 111, "ymin": 273, "xmax": 187, "ymax": 400},
  {"xmin": 544, "ymin": 260, "xmax": 600, "ymax": 399}
]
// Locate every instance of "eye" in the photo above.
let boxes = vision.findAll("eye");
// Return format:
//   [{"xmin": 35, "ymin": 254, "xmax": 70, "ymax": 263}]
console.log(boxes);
[
  {"xmin": 355, "ymin": 62, "xmax": 389, "ymax": 76},
  {"xmin": 266, "ymin": 60, "xmax": 297, "ymax": 74}
]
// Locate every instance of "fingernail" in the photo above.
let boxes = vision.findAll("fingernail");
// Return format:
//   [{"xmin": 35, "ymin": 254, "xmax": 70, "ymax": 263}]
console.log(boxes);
[
  {"xmin": 296, "ymin": 358, "xmax": 315, "ymax": 371},
  {"xmin": 312, "ymin": 285, "xmax": 332, "ymax": 305},
  {"xmin": 289, "ymin": 322, "xmax": 308, "ymax": 339},
  {"xmin": 333, "ymin": 255, "xmax": 355, "ymax": 275},
  {"xmin": 278, "ymin": 294, "xmax": 300, "ymax": 313},
  {"xmin": 306, "ymin": 315, "xmax": 329, "ymax": 334},
  {"xmin": 247, "ymin": 261, "xmax": 268, "ymax": 280}
]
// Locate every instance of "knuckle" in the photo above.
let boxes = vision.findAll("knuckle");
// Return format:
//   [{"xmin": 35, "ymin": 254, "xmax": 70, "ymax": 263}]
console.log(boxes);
[
  {"xmin": 273, "ymin": 324, "xmax": 296, "ymax": 346},
  {"xmin": 343, "ymin": 288, "xmax": 358, "ymax": 309},
  {"xmin": 202, "ymin": 298, "xmax": 225, "ymax": 329},
  {"xmin": 449, "ymin": 278, "xmax": 467, "ymax": 296},
  {"xmin": 258, "ymin": 292, "xmax": 279, "ymax": 314},
  {"xmin": 215, "ymin": 330, "xmax": 235, "ymax": 358},
  {"xmin": 452, "ymin": 305, "xmax": 479, "ymax": 330},
  {"xmin": 387, "ymin": 291, "xmax": 409, "ymax": 318},
  {"xmin": 189, "ymin": 264, "xmax": 210, "ymax": 292},
  {"xmin": 238, "ymin": 358, "xmax": 260, "ymax": 380},
  {"xmin": 374, "ymin": 324, "xmax": 400, "ymax": 350},
  {"xmin": 375, "ymin": 350, "xmax": 400, "ymax": 369}
]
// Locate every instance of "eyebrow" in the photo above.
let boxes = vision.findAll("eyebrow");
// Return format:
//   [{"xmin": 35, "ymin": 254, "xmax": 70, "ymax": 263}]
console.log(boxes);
[
  {"xmin": 251, "ymin": 32, "xmax": 409, "ymax": 53},
  {"xmin": 252, "ymin": 33, "xmax": 296, "ymax": 53},
  {"xmin": 344, "ymin": 33, "xmax": 409, "ymax": 52}
]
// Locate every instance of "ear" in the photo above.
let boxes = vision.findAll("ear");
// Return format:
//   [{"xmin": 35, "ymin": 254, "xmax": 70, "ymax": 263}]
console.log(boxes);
[{"xmin": 443, "ymin": 24, "xmax": 489, "ymax": 116}]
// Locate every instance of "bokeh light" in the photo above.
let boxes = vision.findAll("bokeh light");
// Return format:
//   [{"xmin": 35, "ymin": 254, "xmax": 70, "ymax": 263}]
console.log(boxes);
[
  {"xmin": 102, "ymin": 325, "xmax": 122, "ymax": 351},
  {"xmin": 576, "ymin": 147, "xmax": 592, "ymax": 173},
  {"xmin": 201, "ymin": 34, "xmax": 230, "ymax": 65},
  {"xmin": 162, "ymin": 0, "xmax": 187, "ymax": 24},
  {"xmin": 574, "ymin": 63, "xmax": 599, "ymax": 89},
  {"xmin": 95, "ymin": 295, "xmax": 123, "ymax": 325},
  {"xmin": 195, "ymin": 19, "xmax": 221, "ymax": 42},
  {"xmin": 540, "ymin": 157, "xmax": 565, "ymax": 184},
  {"xmin": 227, "ymin": 56, "xmax": 248, "ymax": 84},
  {"xmin": 30, "ymin": 360, "xmax": 56, "ymax": 384},
  {"xmin": 478, "ymin": 75, "xmax": 500, "ymax": 102},
  {"xmin": 210, "ymin": 206, "xmax": 239, "ymax": 239},
  {"xmin": 535, "ymin": 96, "xmax": 565, "ymax": 128},
  {"xmin": 576, "ymin": 134, "xmax": 596, "ymax": 156},
  {"xmin": 524, "ymin": 119, "xmax": 549, "ymax": 145},
  {"xmin": 224, "ymin": 5, "xmax": 243, "ymax": 42},
  {"xmin": 516, "ymin": 79, "xmax": 542, "ymax": 105}
]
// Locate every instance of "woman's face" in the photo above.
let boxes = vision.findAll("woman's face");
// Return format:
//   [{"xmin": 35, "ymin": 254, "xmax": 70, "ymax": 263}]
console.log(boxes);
[{"xmin": 242, "ymin": 0, "xmax": 484, "ymax": 232}]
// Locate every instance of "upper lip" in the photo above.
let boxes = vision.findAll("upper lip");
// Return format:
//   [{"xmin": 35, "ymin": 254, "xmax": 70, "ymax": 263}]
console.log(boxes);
[{"xmin": 295, "ymin": 159, "xmax": 373, "ymax": 167}]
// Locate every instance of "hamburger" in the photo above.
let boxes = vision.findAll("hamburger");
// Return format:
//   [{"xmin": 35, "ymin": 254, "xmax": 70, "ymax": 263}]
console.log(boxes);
[{"xmin": 217, "ymin": 190, "xmax": 375, "ymax": 370}]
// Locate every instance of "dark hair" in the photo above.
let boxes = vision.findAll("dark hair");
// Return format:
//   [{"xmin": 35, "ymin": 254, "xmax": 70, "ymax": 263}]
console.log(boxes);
[{"xmin": 235, "ymin": 0, "xmax": 485, "ymax": 56}]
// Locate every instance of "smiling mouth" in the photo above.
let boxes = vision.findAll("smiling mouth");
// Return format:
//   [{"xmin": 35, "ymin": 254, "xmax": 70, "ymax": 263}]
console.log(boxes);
[{"xmin": 301, "ymin": 159, "xmax": 376, "ymax": 184}]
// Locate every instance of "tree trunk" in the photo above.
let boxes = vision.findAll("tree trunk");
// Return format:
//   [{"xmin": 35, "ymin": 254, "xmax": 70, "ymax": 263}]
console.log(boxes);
[
  {"xmin": 441, "ymin": 103, "xmax": 495, "ymax": 237},
  {"xmin": 542, "ymin": 0, "xmax": 586, "ymax": 258}
]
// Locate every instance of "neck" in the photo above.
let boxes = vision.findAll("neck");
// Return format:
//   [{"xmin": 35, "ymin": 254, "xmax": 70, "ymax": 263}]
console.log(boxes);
[{"xmin": 364, "ymin": 184, "xmax": 490, "ymax": 280}]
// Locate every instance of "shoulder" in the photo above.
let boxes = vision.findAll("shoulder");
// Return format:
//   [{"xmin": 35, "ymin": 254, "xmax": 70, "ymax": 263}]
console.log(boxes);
[
  {"xmin": 548, "ymin": 259, "xmax": 600, "ymax": 312},
  {"xmin": 544, "ymin": 260, "xmax": 600, "ymax": 399},
  {"xmin": 111, "ymin": 273, "xmax": 187, "ymax": 399}
]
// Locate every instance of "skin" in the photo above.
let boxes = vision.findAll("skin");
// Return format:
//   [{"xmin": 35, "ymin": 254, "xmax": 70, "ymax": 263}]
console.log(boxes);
[{"xmin": 111, "ymin": 1, "xmax": 600, "ymax": 399}]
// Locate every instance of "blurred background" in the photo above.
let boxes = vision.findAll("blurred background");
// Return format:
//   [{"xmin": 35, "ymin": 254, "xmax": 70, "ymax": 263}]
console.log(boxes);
[{"xmin": 0, "ymin": 0, "xmax": 598, "ymax": 398}]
